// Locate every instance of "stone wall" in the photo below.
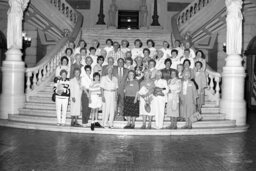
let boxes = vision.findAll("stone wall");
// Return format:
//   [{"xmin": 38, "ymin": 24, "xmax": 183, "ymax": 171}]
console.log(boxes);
[{"xmin": 78, "ymin": 0, "xmax": 193, "ymax": 31}]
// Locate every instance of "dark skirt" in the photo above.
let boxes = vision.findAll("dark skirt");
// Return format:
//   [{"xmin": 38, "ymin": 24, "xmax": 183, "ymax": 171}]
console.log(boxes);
[{"xmin": 123, "ymin": 96, "xmax": 139, "ymax": 117}]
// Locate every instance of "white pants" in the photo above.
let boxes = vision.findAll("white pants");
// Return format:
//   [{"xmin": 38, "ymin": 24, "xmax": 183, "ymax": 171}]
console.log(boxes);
[
  {"xmin": 102, "ymin": 91, "xmax": 116, "ymax": 127},
  {"xmin": 153, "ymin": 96, "xmax": 166, "ymax": 129},
  {"xmin": 56, "ymin": 97, "xmax": 69, "ymax": 124}
]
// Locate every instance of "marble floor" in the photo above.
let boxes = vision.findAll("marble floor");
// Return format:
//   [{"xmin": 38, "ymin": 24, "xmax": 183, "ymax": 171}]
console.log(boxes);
[{"xmin": 0, "ymin": 110, "xmax": 256, "ymax": 171}]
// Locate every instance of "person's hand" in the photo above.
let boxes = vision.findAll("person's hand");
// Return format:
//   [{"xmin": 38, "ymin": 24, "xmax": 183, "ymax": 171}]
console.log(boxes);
[
  {"xmin": 134, "ymin": 98, "xmax": 137, "ymax": 104},
  {"xmin": 72, "ymin": 97, "xmax": 76, "ymax": 103},
  {"xmin": 102, "ymin": 96, "xmax": 105, "ymax": 103}
]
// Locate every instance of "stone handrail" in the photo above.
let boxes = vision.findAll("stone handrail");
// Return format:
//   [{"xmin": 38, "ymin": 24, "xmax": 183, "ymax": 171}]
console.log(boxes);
[
  {"xmin": 25, "ymin": 1, "xmax": 83, "ymax": 99},
  {"xmin": 205, "ymin": 64, "xmax": 221, "ymax": 106},
  {"xmin": 177, "ymin": 0, "xmax": 213, "ymax": 28},
  {"xmin": 50, "ymin": 0, "xmax": 78, "ymax": 24}
]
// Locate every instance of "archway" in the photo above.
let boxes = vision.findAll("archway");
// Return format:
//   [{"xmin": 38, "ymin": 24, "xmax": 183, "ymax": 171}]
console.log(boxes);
[
  {"xmin": 245, "ymin": 36, "xmax": 256, "ymax": 110},
  {"xmin": 0, "ymin": 31, "xmax": 7, "ymax": 94}
]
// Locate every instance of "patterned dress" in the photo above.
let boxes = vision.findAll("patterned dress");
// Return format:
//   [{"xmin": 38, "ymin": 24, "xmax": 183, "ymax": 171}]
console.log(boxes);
[
  {"xmin": 123, "ymin": 80, "xmax": 140, "ymax": 117},
  {"xmin": 89, "ymin": 82, "xmax": 102, "ymax": 109}
]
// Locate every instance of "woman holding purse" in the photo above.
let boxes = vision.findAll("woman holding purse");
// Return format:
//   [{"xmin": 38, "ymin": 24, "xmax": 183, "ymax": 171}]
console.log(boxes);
[{"xmin": 53, "ymin": 70, "xmax": 70, "ymax": 126}]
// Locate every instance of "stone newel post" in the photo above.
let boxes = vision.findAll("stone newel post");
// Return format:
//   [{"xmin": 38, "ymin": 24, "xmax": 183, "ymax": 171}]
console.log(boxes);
[
  {"xmin": 220, "ymin": 0, "xmax": 246, "ymax": 126},
  {"xmin": 0, "ymin": 0, "xmax": 29, "ymax": 119}
]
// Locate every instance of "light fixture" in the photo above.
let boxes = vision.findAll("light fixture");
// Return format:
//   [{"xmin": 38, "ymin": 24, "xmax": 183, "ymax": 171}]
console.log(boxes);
[
  {"xmin": 22, "ymin": 32, "xmax": 32, "ymax": 48},
  {"xmin": 127, "ymin": 18, "xmax": 131, "ymax": 22},
  {"xmin": 223, "ymin": 42, "xmax": 226, "ymax": 52}
]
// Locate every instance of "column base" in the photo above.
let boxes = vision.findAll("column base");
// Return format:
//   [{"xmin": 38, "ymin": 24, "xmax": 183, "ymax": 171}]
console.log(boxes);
[
  {"xmin": 0, "ymin": 49, "xmax": 25, "ymax": 119},
  {"xmin": 149, "ymin": 26, "xmax": 163, "ymax": 30},
  {"xmin": 94, "ymin": 24, "xmax": 107, "ymax": 29},
  {"xmin": 220, "ymin": 58, "xmax": 246, "ymax": 126}
]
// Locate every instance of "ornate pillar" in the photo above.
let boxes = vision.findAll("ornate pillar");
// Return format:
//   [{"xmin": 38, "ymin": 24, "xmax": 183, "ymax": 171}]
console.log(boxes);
[
  {"xmin": 220, "ymin": 0, "xmax": 246, "ymax": 126},
  {"xmin": 151, "ymin": 0, "xmax": 160, "ymax": 26},
  {"xmin": 0, "ymin": 0, "xmax": 29, "ymax": 119},
  {"xmin": 96, "ymin": 0, "xmax": 105, "ymax": 25}
]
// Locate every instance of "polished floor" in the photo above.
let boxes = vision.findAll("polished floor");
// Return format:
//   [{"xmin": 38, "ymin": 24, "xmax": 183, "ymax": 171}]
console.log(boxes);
[{"xmin": 0, "ymin": 110, "xmax": 256, "ymax": 171}]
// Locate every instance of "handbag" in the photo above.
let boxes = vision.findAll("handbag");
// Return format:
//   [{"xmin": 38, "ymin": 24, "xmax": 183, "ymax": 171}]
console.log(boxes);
[
  {"xmin": 52, "ymin": 93, "xmax": 56, "ymax": 102},
  {"xmin": 144, "ymin": 103, "xmax": 151, "ymax": 113}
]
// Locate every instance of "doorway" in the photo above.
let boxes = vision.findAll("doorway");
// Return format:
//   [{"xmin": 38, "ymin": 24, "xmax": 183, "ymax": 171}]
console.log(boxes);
[
  {"xmin": 118, "ymin": 10, "xmax": 139, "ymax": 29},
  {"xmin": 245, "ymin": 36, "xmax": 256, "ymax": 110}
]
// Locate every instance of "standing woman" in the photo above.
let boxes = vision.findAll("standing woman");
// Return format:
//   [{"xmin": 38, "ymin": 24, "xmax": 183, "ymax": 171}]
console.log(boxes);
[
  {"xmin": 194, "ymin": 50, "xmax": 206, "ymax": 71},
  {"xmin": 152, "ymin": 71, "xmax": 169, "ymax": 129},
  {"xmin": 146, "ymin": 39, "xmax": 157, "ymax": 58},
  {"xmin": 55, "ymin": 56, "xmax": 70, "ymax": 78},
  {"xmin": 100, "ymin": 66, "xmax": 118, "ymax": 128},
  {"xmin": 54, "ymin": 70, "xmax": 70, "ymax": 126},
  {"xmin": 138, "ymin": 70, "xmax": 155, "ymax": 129},
  {"xmin": 166, "ymin": 70, "xmax": 181, "ymax": 129},
  {"xmin": 69, "ymin": 68, "xmax": 82, "ymax": 127},
  {"xmin": 93, "ymin": 55, "xmax": 105, "ymax": 75},
  {"xmin": 123, "ymin": 70, "xmax": 140, "ymax": 129},
  {"xmin": 89, "ymin": 72, "xmax": 103, "ymax": 130}
]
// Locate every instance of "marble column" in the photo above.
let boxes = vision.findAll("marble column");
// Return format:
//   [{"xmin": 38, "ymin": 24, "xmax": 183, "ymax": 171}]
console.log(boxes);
[
  {"xmin": 0, "ymin": 0, "xmax": 29, "ymax": 119},
  {"xmin": 220, "ymin": 0, "xmax": 246, "ymax": 126}
]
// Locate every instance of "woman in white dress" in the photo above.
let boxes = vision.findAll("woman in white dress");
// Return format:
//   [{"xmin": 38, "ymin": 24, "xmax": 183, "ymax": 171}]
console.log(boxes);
[
  {"xmin": 70, "ymin": 68, "xmax": 82, "ymax": 127},
  {"xmin": 104, "ymin": 39, "xmax": 114, "ymax": 56},
  {"xmin": 146, "ymin": 39, "xmax": 157, "ymax": 58},
  {"xmin": 89, "ymin": 72, "xmax": 103, "ymax": 131},
  {"xmin": 131, "ymin": 39, "xmax": 143, "ymax": 60},
  {"xmin": 166, "ymin": 70, "xmax": 181, "ymax": 129},
  {"xmin": 139, "ymin": 70, "xmax": 155, "ymax": 129},
  {"xmin": 120, "ymin": 39, "xmax": 130, "ymax": 54},
  {"xmin": 100, "ymin": 66, "xmax": 118, "ymax": 128},
  {"xmin": 152, "ymin": 71, "xmax": 169, "ymax": 129},
  {"xmin": 160, "ymin": 41, "xmax": 172, "ymax": 59}
]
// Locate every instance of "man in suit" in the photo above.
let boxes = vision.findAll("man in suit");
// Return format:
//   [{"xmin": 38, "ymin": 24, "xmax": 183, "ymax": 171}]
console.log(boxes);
[
  {"xmin": 102, "ymin": 57, "xmax": 115, "ymax": 76},
  {"xmin": 113, "ymin": 58, "xmax": 129, "ymax": 117}
]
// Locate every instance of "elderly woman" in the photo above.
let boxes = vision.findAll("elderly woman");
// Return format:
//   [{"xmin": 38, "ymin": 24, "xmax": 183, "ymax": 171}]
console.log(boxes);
[
  {"xmin": 155, "ymin": 49, "xmax": 166, "ymax": 70},
  {"xmin": 139, "ymin": 70, "xmax": 155, "ymax": 129},
  {"xmin": 69, "ymin": 68, "xmax": 82, "ymax": 127},
  {"xmin": 134, "ymin": 56, "xmax": 144, "ymax": 81},
  {"xmin": 131, "ymin": 39, "xmax": 143, "ymax": 60},
  {"xmin": 166, "ymin": 70, "xmax": 181, "ymax": 129},
  {"xmin": 93, "ymin": 55, "xmax": 105, "ymax": 75},
  {"xmin": 100, "ymin": 66, "xmax": 118, "ymax": 128},
  {"xmin": 123, "ymin": 70, "xmax": 140, "ymax": 129},
  {"xmin": 53, "ymin": 70, "xmax": 70, "ymax": 126},
  {"xmin": 146, "ymin": 39, "xmax": 157, "ymax": 58},
  {"xmin": 180, "ymin": 70, "xmax": 198, "ymax": 129},
  {"xmin": 55, "ymin": 56, "xmax": 70, "ymax": 78},
  {"xmin": 120, "ymin": 39, "xmax": 130, "ymax": 54},
  {"xmin": 152, "ymin": 71, "xmax": 168, "ymax": 129}
]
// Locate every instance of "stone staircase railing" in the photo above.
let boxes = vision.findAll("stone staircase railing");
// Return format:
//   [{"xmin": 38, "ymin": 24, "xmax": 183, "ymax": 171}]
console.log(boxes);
[
  {"xmin": 25, "ymin": 0, "xmax": 83, "ymax": 100},
  {"xmin": 205, "ymin": 65, "xmax": 221, "ymax": 106},
  {"xmin": 177, "ymin": 0, "xmax": 213, "ymax": 28}
]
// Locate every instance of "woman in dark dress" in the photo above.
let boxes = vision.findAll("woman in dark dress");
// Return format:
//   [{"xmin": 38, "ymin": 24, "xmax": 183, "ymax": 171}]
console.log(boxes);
[{"xmin": 123, "ymin": 70, "xmax": 140, "ymax": 129}]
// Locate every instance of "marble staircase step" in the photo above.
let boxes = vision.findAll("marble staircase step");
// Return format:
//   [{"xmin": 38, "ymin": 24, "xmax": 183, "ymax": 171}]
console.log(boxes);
[
  {"xmin": 8, "ymin": 114, "xmax": 235, "ymax": 129},
  {"xmin": 18, "ymin": 107, "xmax": 225, "ymax": 120},
  {"xmin": 0, "ymin": 119, "xmax": 247, "ymax": 136}
]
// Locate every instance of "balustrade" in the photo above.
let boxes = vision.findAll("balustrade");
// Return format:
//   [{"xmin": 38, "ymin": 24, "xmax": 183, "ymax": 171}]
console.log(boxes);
[
  {"xmin": 177, "ymin": 0, "xmax": 212, "ymax": 27},
  {"xmin": 205, "ymin": 66, "xmax": 221, "ymax": 106},
  {"xmin": 49, "ymin": 0, "xmax": 78, "ymax": 24}
]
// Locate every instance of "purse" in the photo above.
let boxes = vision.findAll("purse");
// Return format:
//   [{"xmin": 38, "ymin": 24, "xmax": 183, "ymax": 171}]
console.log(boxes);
[
  {"xmin": 52, "ymin": 93, "xmax": 56, "ymax": 102},
  {"xmin": 144, "ymin": 103, "xmax": 151, "ymax": 113}
]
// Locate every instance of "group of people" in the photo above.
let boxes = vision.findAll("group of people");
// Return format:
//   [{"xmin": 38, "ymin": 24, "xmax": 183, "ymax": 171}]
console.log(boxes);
[{"xmin": 53, "ymin": 38, "xmax": 208, "ymax": 130}]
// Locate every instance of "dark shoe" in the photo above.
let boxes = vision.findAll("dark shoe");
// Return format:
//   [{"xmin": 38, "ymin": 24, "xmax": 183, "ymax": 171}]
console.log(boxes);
[
  {"xmin": 124, "ymin": 124, "xmax": 131, "ymax": 129},
  {"xmin": 130, "ymin": 125, "xmax": 135, "ymax": 129},
  {"xmin": 91, "ymin": 123, "xmax": 95, "ymax": 131},
  {"xmin": 94, "ymin": 122, "xmax": 103, "ymax": 128},
  {"xmin": 147, "ymin": 124, "xmax": 152, "ymax": 129},
  {"xmin": 141, "ymin": 125, "xmax": 146, "ymax": 129},
  {"xmin": 74, "ymin": 123, "xmax": 82, "ymax": 127}
]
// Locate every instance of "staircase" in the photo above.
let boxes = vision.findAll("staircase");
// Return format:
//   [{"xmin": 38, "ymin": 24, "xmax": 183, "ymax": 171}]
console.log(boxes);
[
  {"xmin": 0, "ymin": 0, "xmax": 249, "ymax": 135},
  {"xmin": 83, "ymin": 29, "xmax": 171, "ymax": 49}
]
